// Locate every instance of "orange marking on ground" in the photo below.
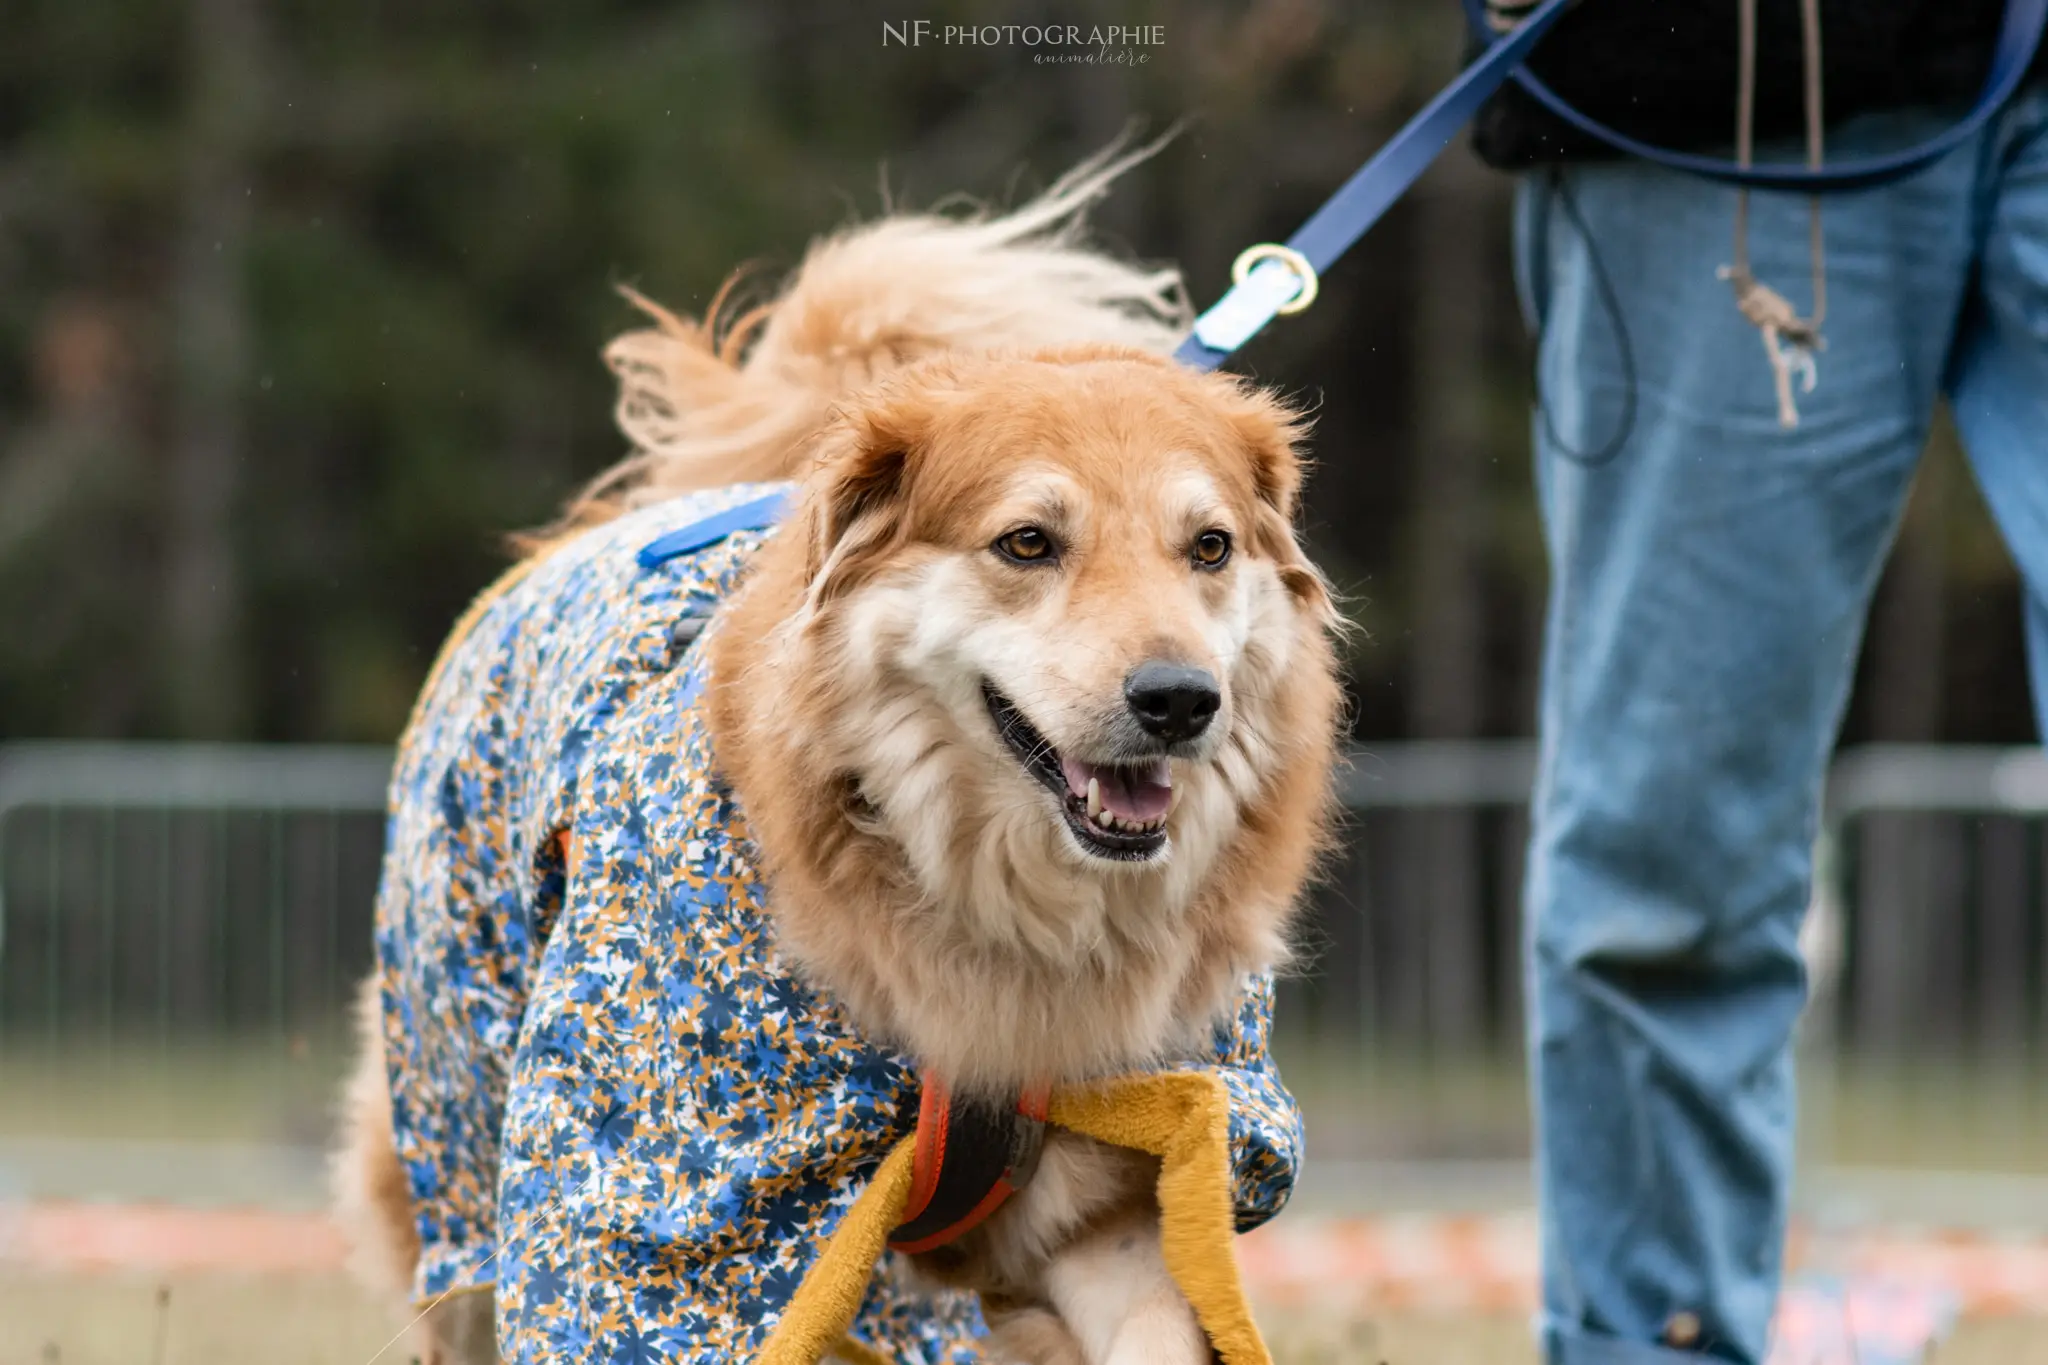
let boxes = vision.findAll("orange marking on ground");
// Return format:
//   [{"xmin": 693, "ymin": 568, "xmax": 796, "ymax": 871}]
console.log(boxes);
[
  {"xmin": 1, "ymin": 1202, "xmax": 346, "ymax": 1276},
  {"xmin": 5, "ymin": 1201, "xmax": 2048, "ymax": 1322}
]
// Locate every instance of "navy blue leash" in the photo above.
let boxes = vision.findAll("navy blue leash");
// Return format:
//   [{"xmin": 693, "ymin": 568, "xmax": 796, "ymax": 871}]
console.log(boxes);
[
  {"xmin": 634, "ymin": 0, "xmax": 1552, "ymax": 556},
  {"xmin": 1174, "ymin": 0, "xmax": 1575, "ymax": 373},
  {"xmin": 633, "ymin": 0, "xmax": 2047, "ymax": 518},
  {"xmin": 1177, "ymin": 0, "xmax": 2048, "ymax": 372}
]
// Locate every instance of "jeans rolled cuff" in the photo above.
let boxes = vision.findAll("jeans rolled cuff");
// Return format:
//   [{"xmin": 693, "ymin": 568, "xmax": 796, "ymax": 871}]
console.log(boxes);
[{"xmin": 1545, "ymin": 1318, "xmax": 1743, "ymax": 1365}]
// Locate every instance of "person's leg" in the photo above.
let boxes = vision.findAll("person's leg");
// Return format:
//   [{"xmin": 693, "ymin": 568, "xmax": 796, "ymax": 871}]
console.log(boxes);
[
  {"xmin": 1946, "ymin": 85, "xmax": 2048, "ymax": 739},
  {"xmin": 1515, "ymin": 113, "xmax": 1984, "ymax": 1365}
]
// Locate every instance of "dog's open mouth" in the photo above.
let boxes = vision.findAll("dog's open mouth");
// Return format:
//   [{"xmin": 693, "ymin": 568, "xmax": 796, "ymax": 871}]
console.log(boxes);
[{"xmin": 982, "ymin": 684, "xmax": 1171, "ymax": 861}]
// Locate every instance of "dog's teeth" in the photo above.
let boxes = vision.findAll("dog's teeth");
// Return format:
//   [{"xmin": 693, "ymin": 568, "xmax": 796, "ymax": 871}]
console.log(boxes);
[
  {"xmin": 1097, "ymin": 807, "xmax": 1116, "ymax": 830},
  {"xmin": 1086, "ymin": 777, "xmax": 1102, "ymax": 822}
]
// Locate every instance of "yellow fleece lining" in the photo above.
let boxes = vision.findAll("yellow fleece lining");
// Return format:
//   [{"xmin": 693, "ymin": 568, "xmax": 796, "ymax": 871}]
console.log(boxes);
[{"xmin": 756, "ymin": 1071, "xmax": 1270, "ymax": 1365}]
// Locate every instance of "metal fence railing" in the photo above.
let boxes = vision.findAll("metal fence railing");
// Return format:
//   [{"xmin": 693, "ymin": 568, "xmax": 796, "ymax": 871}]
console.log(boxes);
[
  {"xmin": 9, "ymin": 739, "xmax": 2048, "ymax": 1056},
  {"xmin": 1822, "ymin": 746, "xmax": 2048, "ymax": 1054},
  {"xmin": 2, "ymin": 740, "xmax": 2045, "ymax": 1200},
  {"xmin": 0, "ymin": 743, "xmax": 390, "ymax": 1051},
  {"xmin": 1283, "ymin": 742, "xmax": 1537, "ymax": 1054}
]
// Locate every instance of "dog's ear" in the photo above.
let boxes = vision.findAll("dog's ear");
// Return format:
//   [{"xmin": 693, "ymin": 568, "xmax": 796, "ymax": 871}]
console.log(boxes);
[
  {"xmin": 1210, "ymin": 382, "xmax": 1336, "ymax": 623},
  {"xmin": 801, "ymin": 404, "xmax": 918, "ymax": 610}
]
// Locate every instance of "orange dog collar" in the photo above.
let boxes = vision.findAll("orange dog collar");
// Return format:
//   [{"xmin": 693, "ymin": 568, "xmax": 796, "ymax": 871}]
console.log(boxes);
[{"xmin": 886, "ymin": 1076, "xmax": 1051, "ymax": 1255}]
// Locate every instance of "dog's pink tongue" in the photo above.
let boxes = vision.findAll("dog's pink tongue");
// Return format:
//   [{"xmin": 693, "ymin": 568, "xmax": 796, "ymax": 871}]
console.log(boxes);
[{"xmin": 1060, "ymin": 756, "xmax": 1173, "ymax": 822}]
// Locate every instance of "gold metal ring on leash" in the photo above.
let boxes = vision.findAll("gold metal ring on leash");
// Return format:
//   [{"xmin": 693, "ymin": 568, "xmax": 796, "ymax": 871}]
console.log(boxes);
[{"xmin": 1230, "ymin": 243, "xmax": 1319, "ymax": 315}]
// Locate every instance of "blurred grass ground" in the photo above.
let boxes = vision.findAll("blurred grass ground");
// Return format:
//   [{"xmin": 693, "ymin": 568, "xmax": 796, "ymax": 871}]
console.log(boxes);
[
  {"xmin": 4, "ymin": 1273, "xmax": 2048, "ymax": 1364},
  {"xmin": 7, "ymin": 1039, "xmax": 2048, "ymax": 1364}
]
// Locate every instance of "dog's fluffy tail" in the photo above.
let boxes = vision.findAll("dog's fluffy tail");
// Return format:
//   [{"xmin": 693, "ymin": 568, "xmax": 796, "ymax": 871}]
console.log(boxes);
[{"xmin": 543, "ymin": 137, "xmax": 1191, "ymax": 540}]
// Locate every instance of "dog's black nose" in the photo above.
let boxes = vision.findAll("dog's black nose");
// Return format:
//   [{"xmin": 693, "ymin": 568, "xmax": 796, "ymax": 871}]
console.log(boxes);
[{"xmin": 1124, "ymin": 662, "xmax": 1221, "ymax": 743}]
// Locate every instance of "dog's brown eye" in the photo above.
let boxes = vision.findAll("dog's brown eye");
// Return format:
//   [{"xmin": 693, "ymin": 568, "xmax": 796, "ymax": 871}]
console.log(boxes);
[
  {"xmin": 1192, "ymin": 530, "xmax": 1232, "ymax": 569},
  {"xmin": 994, "ymin": 527, "xmax": 1056, "ymax": 564}
]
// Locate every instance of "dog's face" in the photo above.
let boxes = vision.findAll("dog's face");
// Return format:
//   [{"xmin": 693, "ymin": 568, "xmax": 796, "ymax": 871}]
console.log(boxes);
[
  {"xmin": 789, "ymin": 347, "xmax": 1334, "ymax": 913},
  {"xmin": 712, "ymin": 343, "xmax": 1341, "ymax": 1079}
]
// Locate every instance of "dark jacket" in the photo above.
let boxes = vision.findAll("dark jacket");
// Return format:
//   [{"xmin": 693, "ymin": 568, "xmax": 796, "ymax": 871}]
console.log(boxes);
[{"xmin": 1471, "ymin": 0, "xmax": 2035, "ymax": 169}]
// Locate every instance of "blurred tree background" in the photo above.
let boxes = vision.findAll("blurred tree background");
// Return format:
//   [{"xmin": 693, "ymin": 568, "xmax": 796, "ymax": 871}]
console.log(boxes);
[{"xmin": 0, "ymin": 0, "xmax": 2032, "ymax": 747}]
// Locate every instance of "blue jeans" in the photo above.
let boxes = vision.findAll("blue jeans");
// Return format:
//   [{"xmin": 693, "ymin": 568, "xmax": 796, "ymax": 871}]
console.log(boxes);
[{"xmin": 1517, "ymin": 88, "xmax": 2048, "ymax": 1365}]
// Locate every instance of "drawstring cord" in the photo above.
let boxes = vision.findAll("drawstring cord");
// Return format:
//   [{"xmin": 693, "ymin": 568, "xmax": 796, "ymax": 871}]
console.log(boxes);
[
  {"xmin": 1719, "ymin": 0, "xmax": 1830, "ymax": 427},
  {"xmin": 1489, "ymin": 0, "xmax": 1831, "ymax": 428}
]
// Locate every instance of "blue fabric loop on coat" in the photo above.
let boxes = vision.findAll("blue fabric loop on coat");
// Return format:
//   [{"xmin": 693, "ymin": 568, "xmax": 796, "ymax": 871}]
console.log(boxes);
[{"xmin": 636, "ymin": 491, "xmax": 793, "ymax": 569}]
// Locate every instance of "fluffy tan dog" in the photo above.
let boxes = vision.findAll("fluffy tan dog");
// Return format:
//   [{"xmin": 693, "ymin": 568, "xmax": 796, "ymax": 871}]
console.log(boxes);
[{"xmin": 334, "ymin": 144, "xmax": 1345, "ymax": 1365}]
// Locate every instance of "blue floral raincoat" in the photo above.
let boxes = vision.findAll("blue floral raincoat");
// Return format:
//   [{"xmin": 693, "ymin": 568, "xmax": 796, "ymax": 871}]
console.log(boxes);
[{"xmin": 372, "ymin": 484, "xmax": 1305, "ymax": 1363}]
